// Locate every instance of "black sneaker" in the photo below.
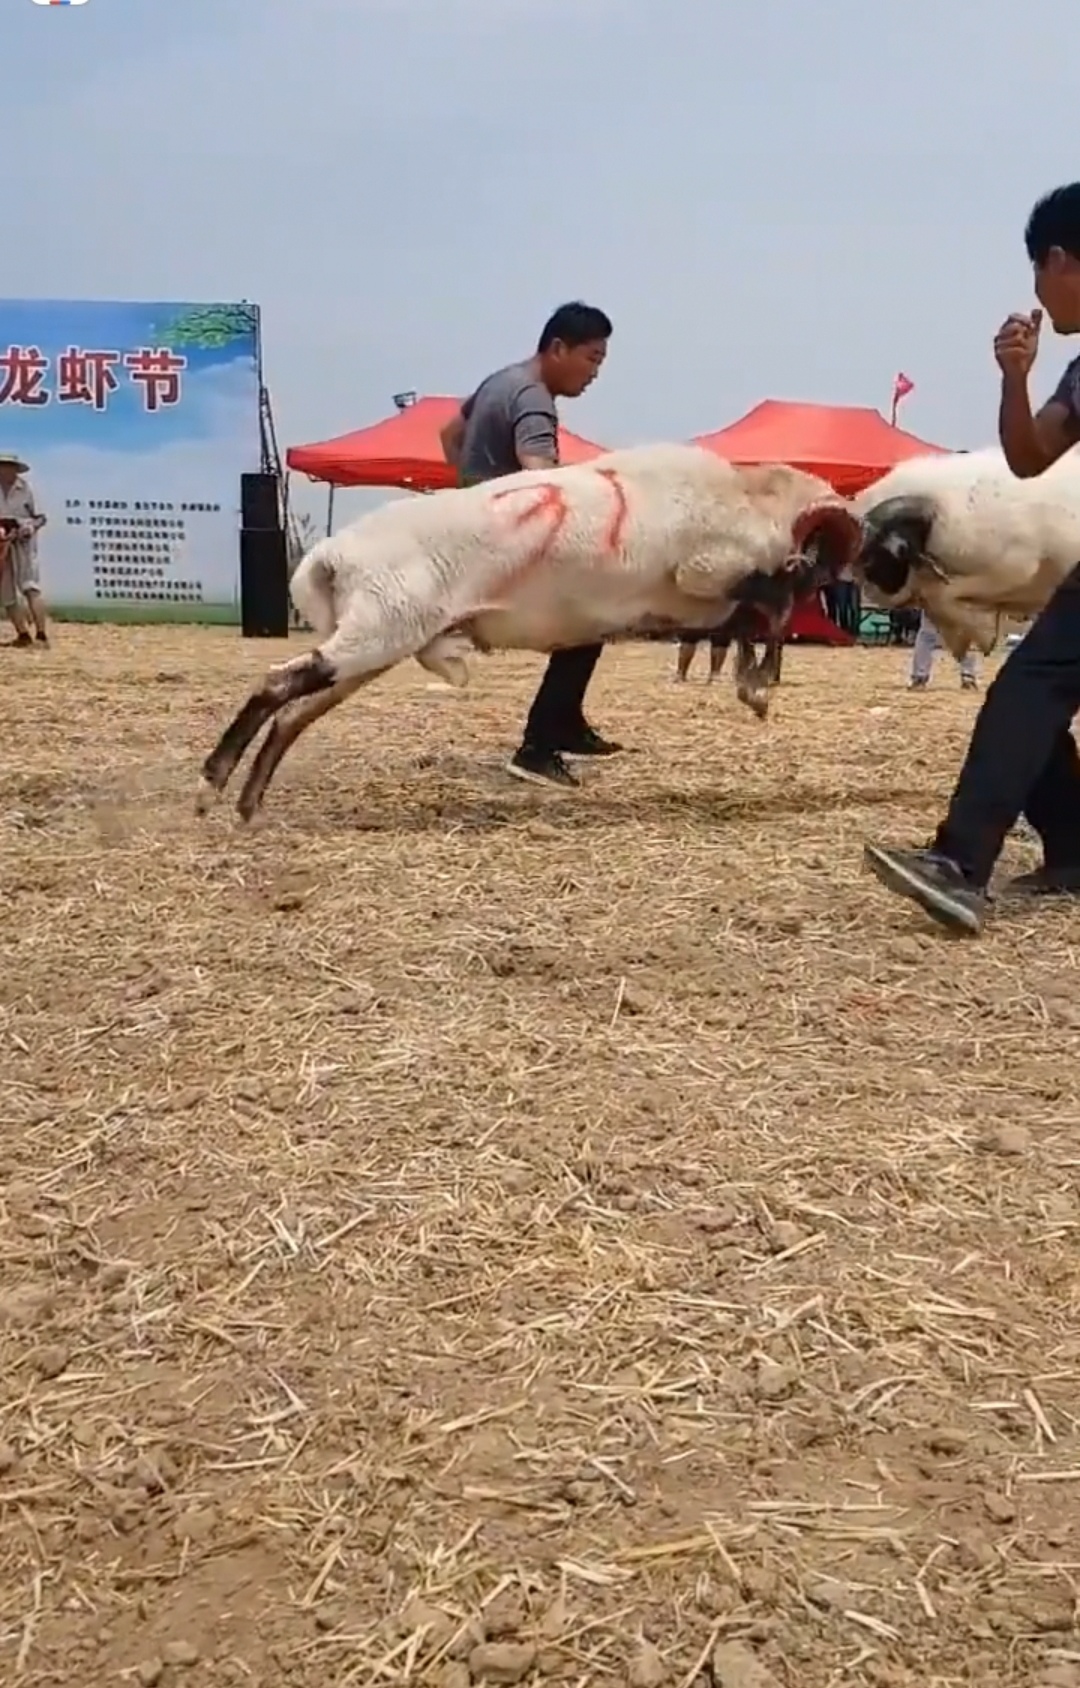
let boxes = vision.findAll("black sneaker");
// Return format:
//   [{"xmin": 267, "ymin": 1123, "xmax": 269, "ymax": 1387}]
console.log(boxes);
[
  {"xmin": 961, "ymin": 675, "xmax": 977, "ymax": 690},
  {"xmin": 863, "ymin": 843, "xmax": 986, "ymax": 935},
  {"xmin": 908, "ymin": 677, "xmax": 928, "ymax": 690},
  {"xmin": 10, "ymin": 632, "xmax": 31, "ymax": 649},
  {"xmin": 1003, "ymin": 863, "xmax": 1080, "ymax": 898},
  {"xmin": 35, "ymin": 631, "xmax": 48, "ymax": 646},
  {"xmin": 506, "ymin": 746, "xmax": 579, "ymax": 788},
  {"xmin": 559, "ymin": 727, "xmax": 623, "ymax": 757}
]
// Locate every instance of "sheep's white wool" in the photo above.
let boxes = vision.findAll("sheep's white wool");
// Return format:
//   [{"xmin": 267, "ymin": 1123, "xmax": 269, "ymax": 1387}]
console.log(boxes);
[
  {"xmin": 289, "ymin": 443, "xmax": 847, "ymax": 686},
  {"xmin": 853, "ymin": 446, "xmax": 1080, "ymax": 655},
  {"xmin": 199, "ymin": 442, "xmax": 864, "ymax": 821}
]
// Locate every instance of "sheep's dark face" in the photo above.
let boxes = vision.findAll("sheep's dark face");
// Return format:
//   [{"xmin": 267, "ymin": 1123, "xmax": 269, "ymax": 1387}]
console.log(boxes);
[
  {"xmin": 677, "ymin": 503, "xmax": 861, "ymax": 723},
  {"xmin": 726, "ymin": 503, "xmax": 862, "ymax": 637},
  {"xmin": 854, "ymin": 495, "xmax": 934, "ymax": 604}
]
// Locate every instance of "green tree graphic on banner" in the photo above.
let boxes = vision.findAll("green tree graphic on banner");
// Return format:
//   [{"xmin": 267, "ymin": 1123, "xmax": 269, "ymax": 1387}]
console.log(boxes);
[{"xmin": 150, "ymin": 303, "xmax": 258, "ymax": 349}]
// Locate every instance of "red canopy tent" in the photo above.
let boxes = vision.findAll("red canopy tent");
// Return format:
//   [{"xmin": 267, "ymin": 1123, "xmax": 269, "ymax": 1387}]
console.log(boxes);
[
  {"xmin": 286, "ymin": 395, "xmax": 607, "ymax": 492},
  {"xmin": 693, "ymin": 399, "xmax": 950, "ymax": 644},
  {"xmin": 694, "ymin": 398, "xmax": 947, "ymax": 495}
]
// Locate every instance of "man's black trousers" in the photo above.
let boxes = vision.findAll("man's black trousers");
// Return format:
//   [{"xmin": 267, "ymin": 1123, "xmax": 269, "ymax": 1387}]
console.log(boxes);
[
  {"xmin": 935, "ymin": 567, "xmax": 1080, "ymax": 885},
  {"xmin": 521, "ymin": 645, "xmax": 603, "ymax": 751}
]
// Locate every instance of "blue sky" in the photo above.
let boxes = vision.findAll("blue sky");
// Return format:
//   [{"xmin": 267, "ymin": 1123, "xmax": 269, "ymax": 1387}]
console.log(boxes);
[{"xmin": 7, "ymin": 0, "xmax": 1078, "ymax": 519}]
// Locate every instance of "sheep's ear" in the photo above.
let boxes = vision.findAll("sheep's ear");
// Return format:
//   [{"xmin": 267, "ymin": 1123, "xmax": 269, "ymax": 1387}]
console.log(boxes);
[{"xmin": 790, "ymin": 502, "xmax": 861, "ymax": 568}]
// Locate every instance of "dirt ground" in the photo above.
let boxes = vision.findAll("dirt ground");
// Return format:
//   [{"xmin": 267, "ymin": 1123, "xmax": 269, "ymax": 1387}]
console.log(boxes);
[{"xmin": 2, "ymin": 627, "xmax": 1080, "ymax": 1688}]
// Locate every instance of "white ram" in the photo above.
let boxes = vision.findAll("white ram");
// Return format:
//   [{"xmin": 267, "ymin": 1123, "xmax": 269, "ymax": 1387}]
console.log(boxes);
[
  {"xmin": 852, "ymin": 446, "xmax": 1080, "ymax": 658},
  {"xmin": 199, "ymin": 442, "xmax": 860, "ymax": 818}
]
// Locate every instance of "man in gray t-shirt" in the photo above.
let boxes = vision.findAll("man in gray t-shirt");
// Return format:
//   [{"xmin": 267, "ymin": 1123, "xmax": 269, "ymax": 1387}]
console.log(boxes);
[
  {"xmin": 862, "ymin": 180, "xmax": 1080, "ymax": 933},
  {"xmin": 456, "ymin": 363, "xmax": 560, "ymax": 486},
  {"xmin": 440, "ymin": 301, "xmax": 615, "ymax": 788}
]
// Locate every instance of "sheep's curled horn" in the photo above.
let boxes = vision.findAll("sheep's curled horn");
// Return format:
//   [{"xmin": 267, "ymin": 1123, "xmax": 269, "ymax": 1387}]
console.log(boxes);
[{"xmin": 787, "ymin": 502, "xmax": 862, "ymax": 575}]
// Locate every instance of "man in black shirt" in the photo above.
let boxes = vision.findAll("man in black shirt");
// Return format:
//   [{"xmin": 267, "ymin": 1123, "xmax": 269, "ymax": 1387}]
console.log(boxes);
[
  {"xmin": 440, "ymin": 301, "xmax": 619, "ymax": 787},
  {"xmin": 863, "ymin": 182, "xmax": 1080, "ymax": 933}
]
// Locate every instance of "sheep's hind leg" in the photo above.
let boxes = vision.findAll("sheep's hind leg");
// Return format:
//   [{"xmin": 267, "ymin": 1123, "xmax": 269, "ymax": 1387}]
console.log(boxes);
[
  {"xmin": 235, "ymin": 669, "xmax": 385, "ymax": 820},
  {"xmin": 197, "ymin": 650, "xmax": 337, "ymax": 811},
  {"xmin": 199, "ymin": 585, "xmax": 452, "ymax": 815}
]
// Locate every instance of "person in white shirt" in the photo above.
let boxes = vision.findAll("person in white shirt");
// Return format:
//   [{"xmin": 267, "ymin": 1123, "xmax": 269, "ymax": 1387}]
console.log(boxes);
[{"xmin": 0, "ymin": 452, "xmax": 49, "ymax": 646}]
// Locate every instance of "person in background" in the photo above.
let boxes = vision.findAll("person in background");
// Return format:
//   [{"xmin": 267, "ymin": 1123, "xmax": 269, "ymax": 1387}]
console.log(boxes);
[
  {"xmin": 440, "ymin": 302, "xmax": 617, "ymax": 787},
  {"xmin": 909, "ymin": 610, "xmax": 978, "ymax": 690},
  {"xmin": 0, "ymin": 451, "xmax": 48, "ymax": 647},
  {"xmin": 827, "ymin": 575, "xmax": 861, "ymax": 637},
  {"xmin": 674, "ymin": 631, "xmax": 731, "ymax": 683},
  {"xmin": 674, "ymin": 626, "xmax": 785, "ymax": 685},
  {"xmin": 863, "ymin": 183, "xmax": 1080, "ymax": 933}
]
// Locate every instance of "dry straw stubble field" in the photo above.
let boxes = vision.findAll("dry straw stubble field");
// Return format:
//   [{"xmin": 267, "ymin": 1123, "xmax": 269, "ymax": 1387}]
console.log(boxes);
[{"xmin": 2, "ymin": 626, "xmax": 1080, "ymax": 1688}]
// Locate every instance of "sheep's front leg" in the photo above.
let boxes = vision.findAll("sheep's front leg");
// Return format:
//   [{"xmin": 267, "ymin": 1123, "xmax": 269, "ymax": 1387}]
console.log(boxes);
[
  {"xmin": 673, "ymin": 548, "xmax": 758, "ymax": 603},
  {"xmin": 953, "ymin": 608, "xmax": 1001, "ymax": 658},
  {"xmin": 414, "ymin": 628, "xmax": 474, "ymax": 688},
  {"xmin": 734, "ymin": 638, "xmax": 772, "ymax": 719}
]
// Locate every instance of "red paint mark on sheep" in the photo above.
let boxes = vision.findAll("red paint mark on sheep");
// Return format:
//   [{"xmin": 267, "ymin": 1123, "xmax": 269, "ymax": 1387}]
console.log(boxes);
[
  {"xmin": 490, "ymin": 466, "xmax": 627, "ymax": 574},
  {"xmin": 595, "ymin": 468, "xmax": 628, "ymax": 553},
  {"xmin": 490, "ymin": 481, "xmax": 570, "ymax": 568}
]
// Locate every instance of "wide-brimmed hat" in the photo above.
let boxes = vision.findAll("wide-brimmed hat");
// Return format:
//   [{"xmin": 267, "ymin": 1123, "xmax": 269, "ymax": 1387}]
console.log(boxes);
[{"xmin": 0, "ymin": 452, "xmax": 28, "ymax": 472}]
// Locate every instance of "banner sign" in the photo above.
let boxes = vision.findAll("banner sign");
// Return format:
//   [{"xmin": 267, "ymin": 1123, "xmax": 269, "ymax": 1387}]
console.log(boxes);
[{"xmin": 0, "ymin": 299, "xmax": 261, "ymax": 620}]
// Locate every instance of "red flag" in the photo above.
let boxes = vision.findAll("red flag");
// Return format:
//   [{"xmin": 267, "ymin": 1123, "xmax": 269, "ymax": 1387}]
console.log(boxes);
[{"xmin": 889, "ymin": 371, "xmax": 914, "ymax": 424}]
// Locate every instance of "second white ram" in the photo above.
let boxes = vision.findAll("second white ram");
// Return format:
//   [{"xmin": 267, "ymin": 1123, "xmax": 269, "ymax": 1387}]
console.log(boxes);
[{"xmin": 852, "ymin": 446, "xmax": 1080, "ymax": 657}]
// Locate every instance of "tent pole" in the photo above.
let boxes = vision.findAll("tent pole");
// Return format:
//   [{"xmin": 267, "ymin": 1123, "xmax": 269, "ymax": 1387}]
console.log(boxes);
[{"xmin": 326, "ymin": 484, "xmax": 335, "ymax": 535}]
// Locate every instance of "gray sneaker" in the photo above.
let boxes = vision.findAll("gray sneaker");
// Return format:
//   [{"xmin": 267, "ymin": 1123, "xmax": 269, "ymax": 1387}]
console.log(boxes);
[{"xmin": 863, "ymin": 844, "xmax": 986, "ymax": 935}]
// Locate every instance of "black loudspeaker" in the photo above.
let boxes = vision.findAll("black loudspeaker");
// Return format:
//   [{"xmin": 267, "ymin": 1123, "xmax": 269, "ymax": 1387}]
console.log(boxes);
[
  {"xmin": 241, "ymin": 471, "xmax": 281, "ymax": 531},
  {"xmin": 240, "ymin": 526, "xmax": 289, "ymax": 637}
]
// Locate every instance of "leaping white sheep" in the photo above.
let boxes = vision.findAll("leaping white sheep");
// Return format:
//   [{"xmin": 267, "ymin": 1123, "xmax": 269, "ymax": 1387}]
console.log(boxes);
[
  {"xmin": 198, "ymin": 442, "xmax": 860, "ymax": 819},
  {"xmin": 852, "ymin": 446, "xmax": 1080, "ymax": 657}
]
